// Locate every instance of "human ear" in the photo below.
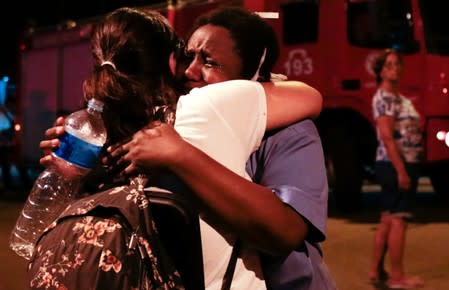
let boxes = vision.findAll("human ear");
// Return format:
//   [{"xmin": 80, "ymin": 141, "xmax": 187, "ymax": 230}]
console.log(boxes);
[{"xmin": 169, "ymin": 52, "xmax": 177, "ymax": 76}]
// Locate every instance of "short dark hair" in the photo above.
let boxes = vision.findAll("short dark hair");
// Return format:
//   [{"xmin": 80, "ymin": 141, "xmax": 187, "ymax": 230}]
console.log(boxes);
[{"xmin": 189, "ymin": 6, "xmax": 280, "ymax": 81}]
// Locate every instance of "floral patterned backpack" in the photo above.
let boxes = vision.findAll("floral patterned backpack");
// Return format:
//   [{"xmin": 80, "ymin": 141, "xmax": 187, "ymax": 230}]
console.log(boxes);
[{"xmin": 27, "ymin": 175, "xmax": 203, "ymax": 290}]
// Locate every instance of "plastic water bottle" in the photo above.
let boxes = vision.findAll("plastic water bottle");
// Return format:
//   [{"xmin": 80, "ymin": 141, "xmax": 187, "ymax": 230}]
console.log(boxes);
[{"xmin": 9, "ymin": 98, "xmax": 107, "ymax": 260}]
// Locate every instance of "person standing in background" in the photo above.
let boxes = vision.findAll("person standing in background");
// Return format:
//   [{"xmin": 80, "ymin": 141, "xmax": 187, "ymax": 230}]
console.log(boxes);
[{"xmin": 369, "ymin": 48, "xmax": 424, "ymax": 289}]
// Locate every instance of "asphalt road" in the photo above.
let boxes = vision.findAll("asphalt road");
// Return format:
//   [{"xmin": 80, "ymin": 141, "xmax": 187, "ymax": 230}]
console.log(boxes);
[
  {"xmin": 324, "ymin": 186, "xmax": 449, "ymax": 290},
  {"xmin": 0, "ymin": 178, "xmax": 448, "ymax": 290}
]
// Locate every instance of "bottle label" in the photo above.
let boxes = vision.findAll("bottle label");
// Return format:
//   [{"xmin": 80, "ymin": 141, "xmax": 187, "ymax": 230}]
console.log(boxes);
[{"xmin": 53, "ymin": 132, "xmax": 103, "ymax": 169}]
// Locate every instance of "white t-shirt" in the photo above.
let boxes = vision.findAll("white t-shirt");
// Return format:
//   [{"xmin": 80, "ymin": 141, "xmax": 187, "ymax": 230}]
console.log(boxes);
[{"xmin": 174, "ymin": 79, "xmax": 268, "ymax": 290}]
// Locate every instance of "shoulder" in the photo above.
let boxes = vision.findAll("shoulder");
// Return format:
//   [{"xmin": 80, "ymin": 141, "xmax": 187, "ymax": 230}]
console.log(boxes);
[
  {"xmin": 287, "ymin": 119, "xmax": 319, "ymax": 134},
  {"xmin": 373, "ymin": 88, "xmax": 393, "ymax": 101},
  {"xmin": 265, "ymin": 119, "xmax": 319, "ymax": 140},
  {"xmin": 190, "ymin": 80, "xmax": 263, "ymax": 96},
  {"xmin": 181, "ymin": 80, "xmax": 265, "ymax": 109},
  {"xmin": 254, "ymin": 120, "xmax": 323, "ymax": 161},
  {"xmin": 399, "ymin": 94, "xmax": 413, "ymax": 104}
]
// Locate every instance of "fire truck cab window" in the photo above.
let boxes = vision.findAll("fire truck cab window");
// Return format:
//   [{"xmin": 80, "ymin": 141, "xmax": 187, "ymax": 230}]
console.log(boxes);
[
  {"xmin": 281, "ymin": 0, "xmax": 318, "ymax": 45},
  {"xmin": 419, "ymin": 1, "xmax": 449, "ymax": 56},
  {"xmin": 347, "ymin": 0, "xmax": 419, "ymax": 54}
]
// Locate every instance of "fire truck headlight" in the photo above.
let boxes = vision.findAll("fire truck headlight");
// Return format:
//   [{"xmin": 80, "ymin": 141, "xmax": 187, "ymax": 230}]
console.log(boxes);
[
  {"xmin": 436, "ymin": 130, "xmax": 449, "ymax": 147},
  {"xmin": 436, "ymin": 130, "xmax": 446, "ymax": 141}
]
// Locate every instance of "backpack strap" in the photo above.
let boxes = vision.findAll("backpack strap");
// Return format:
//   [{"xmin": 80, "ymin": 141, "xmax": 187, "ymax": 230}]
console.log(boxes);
[{"xmin": 221, "ymin": 239, "xmax": 241, "ymax": 290}]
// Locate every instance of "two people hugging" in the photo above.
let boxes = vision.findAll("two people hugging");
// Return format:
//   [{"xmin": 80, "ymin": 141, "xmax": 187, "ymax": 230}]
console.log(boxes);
[{"xmin": 33, "ymin": 6, "xmax": 336, "ymax": 290}]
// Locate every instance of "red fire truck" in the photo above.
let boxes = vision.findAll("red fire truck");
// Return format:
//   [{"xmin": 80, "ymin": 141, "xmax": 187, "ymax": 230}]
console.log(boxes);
[{"xmin": 16, "ymin": 0, "xmax": 449, "ymax": 210}]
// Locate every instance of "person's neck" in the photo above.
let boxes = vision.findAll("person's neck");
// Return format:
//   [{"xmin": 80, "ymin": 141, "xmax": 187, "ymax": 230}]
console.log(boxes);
[{"xmin": 380, "ymin": 80, "xmax": 399, "ymax": 95}]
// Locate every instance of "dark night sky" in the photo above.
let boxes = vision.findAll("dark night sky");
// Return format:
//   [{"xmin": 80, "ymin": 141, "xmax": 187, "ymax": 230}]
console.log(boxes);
[{"xmin": 0, "ymin": 0, "xmax": 165, "ymax": 81}]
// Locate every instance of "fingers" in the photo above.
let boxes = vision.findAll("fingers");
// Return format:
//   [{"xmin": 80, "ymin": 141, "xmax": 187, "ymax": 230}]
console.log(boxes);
[
  {"xmin": 107, "ymin": 142, "xmax": 128, "ymax": 160},
  {"xmin": 102, "ymin": 143, "xmax": 122, "ymax": 167},
  {"xmin": 40, "ymin": 124, "xmax": 64, "ymax": 152},
  {"xmin": 40, "ymin": 154, "xmax": 54, "ymax": 167},
  {"xmin": 106, "ymin": 126, "xmax": 159, "ymax": 159},
  {"xmin": 123, "ymin": 162, "xmax": 137, "ymax": 175},
  {"xmin": 145, "ymin": 120, "xmax": 162, "ymax": 129},
  {"xmin": 39, "ymin": 138, "xmax": 60, "ymax": 152},
  {"xmin": 54, "ymin": 116, "xmax": 65, "ymax": 126},
  {"xmin": 39, "ymin": 119, "xmax": 65, "ymax": 153},
  {"xmin": 45, "ymin": 125, "xmax": 65, "ymax": 139},
  {"xmin": 142, "ymin": 127, "xmax": 162, "ymax": 138},
  {"xmin": 103, "ymin": 123, "xmax": 165, "ymax": 174},
  {"xmin": 103, "ymin": 139, "xmax": 135, "ymax": 173}
]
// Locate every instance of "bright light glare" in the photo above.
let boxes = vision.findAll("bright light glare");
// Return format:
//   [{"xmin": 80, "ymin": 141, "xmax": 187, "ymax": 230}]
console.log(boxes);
[
  {"xmin": 446, "ymin": 132, "xmax": 449, "ymax": 147},
  {"xmin": 443, "ymin": 87, "xmax": 448, "ymax": 94},
  {"xmin": 14, "ymin": 124, "xmax": 21, "ymax": 132},
  {"xmin": 254, "ymin": 12, "xmax": 279, "ymax": 19},
  {"xmin": 436, "ymin": 130, "xmax": 446, "ymax": 141}
]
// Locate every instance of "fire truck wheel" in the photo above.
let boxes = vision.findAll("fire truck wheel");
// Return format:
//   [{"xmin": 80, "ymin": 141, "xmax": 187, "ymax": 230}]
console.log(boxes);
[
  {"xmin": 428, "ymin": 161, "xmax": 449, "ymax": 200},
  {"xmin": 325, "ymin": 127, "xmax": 363, "ymax": 212}
]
